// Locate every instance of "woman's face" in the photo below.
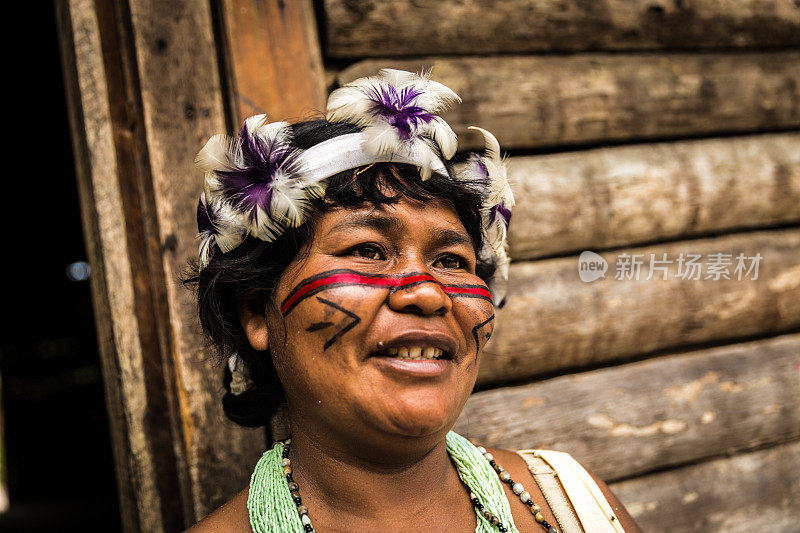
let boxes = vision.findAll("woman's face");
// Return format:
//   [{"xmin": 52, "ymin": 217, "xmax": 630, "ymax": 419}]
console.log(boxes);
[{"xmin": 255, "ymin": 196, "xmax": 495, "ymax": 443}]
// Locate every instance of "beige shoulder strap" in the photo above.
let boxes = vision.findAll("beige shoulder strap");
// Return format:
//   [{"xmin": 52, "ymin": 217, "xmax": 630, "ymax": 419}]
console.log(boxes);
[
  {"xmin": 516, "ymin": 450, "xmax": 625, "ymax": 533},
  {"xmin": 516, "ymin": 450, "xmax": 584, "ymax": 533}
]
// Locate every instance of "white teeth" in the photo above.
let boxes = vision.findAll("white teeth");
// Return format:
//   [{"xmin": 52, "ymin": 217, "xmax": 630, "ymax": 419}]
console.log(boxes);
[{"xmin": 383, "ymin": 345, "xmax": 445, "ymax": 360}]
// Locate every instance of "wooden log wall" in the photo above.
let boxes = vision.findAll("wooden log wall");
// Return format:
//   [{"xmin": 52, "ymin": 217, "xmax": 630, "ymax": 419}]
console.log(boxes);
[
  {"xmin": 323, "ymin": 1, "xmax": 800, "ymax": 531},
  {"xmin": 324, "ymin": 0, "xmax": 800, "ymax": 56},
  {"xmin": 58, "ymin": 0, "xmax": 800, "ymax": 530},
  {"xmin": 340, "ymin": 54, "xmax": 800, "ymax": 150}
]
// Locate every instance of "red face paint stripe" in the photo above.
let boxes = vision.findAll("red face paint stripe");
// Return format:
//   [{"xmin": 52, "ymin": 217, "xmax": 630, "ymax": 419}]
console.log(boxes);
[
  {"xmin": 280, "ymin": 271, "xmax": 493, "ymax": 314},
  {"xmin": 443, "ymin": 286, "xmax": 493, "ymax": 300},
  {"xmin": 281, "ymin": 272, "xmax": 439, "ymax": 314}
]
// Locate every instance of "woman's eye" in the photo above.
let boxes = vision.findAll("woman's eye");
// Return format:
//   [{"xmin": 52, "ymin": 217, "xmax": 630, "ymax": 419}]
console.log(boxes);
[
  {"xmin": 434, "ymin": 254, "xmax": 466, "ymax": 269},
  {"xmin": 352, "ymin": 244, "xmax": 384, "ymax": 260}
]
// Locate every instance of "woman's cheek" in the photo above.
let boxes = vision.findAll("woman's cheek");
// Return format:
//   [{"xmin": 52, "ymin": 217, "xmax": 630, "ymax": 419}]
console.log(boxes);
[
  {"xmin": 455, "ymin": 298, "xmax": 495, "ymax": 364},
  {"xmin": 282, "ymin": 285, "xmax": 378, "ymax": 353}
]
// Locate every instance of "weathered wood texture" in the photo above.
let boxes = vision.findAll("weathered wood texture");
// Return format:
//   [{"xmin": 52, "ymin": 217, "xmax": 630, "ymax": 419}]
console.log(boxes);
[
  {"xmin": 59, "ymin": 0, "xmax": 266, "ymax": 530},
  {"xmin": 339, "ymin": 53, "xmax": 800, "ymax": 150},
  {"xmin": 324, "ymin": 0, "xmax": 800, "ymax": 58},
  {"xmin": 610, "ymin": 440, "xmax": 800, "ymax": 532},
  {"xmin": 507, "ymin": 133, "xmax": 800, "ymax": 260},
  {"xmin": 480, "ymin": 228, "xmax": 800, "ymax": 384},
  {"xmin": 458, "ymin": 334, "xmax": 800, "ymax": 482},
  {"xmin": 125, "ymin": 0, "xmax": 266, "ymax": 524},
  {"xmin": 58, "ymin": 1, "xmax": 180, "ymax": 530},
  {"xmin": 219, "ymin": 0, "xmax": 326, "ymax": 124}
]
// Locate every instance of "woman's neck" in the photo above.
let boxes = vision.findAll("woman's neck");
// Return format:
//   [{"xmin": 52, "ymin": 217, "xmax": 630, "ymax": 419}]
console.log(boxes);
[{"xmin": 284, "ymin": 420, "xmax": 477, "ymax": 529}]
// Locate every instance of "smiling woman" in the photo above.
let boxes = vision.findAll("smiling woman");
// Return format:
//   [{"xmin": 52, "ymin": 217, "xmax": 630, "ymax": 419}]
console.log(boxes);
[{"xmin": 184, "ymin": 70, "xmax": 640, "ymax": 532}]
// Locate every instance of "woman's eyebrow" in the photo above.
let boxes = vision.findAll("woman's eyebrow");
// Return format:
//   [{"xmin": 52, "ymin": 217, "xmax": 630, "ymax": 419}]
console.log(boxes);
[
  {"xmin": 326, "ymin": 213, "xmax": 405, "ymax": 236},
  {"xmin": 432, "ymin": 228, "xmax": 474, "ymax": 249},
  {"xmin": 327, "ymin": 214, "xmax": 472, "ymax": 247}
]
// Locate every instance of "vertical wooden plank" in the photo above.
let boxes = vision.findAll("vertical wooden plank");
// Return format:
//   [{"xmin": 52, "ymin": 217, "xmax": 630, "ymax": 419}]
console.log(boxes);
[
  {"xmin": 123, "ymin": 0, "xmax": 267, "ymax": 524},
  {"xmin": 59, "ymin": 0, "xmax": 269, "ymax": 529},
  {"xmin": 220, "ymin": 0, "xmax": 327, "ymax": 124},
  {"xmin": 56, "ymin": 0, "xmax": 177, "ymax": 530}
]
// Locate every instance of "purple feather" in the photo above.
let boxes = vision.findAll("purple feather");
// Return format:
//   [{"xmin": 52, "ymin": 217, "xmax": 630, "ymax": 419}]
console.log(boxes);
[
  {"xmin": 469, "ymin": 156, "xmax": 489, "ymax": 180},
  {"xmin": 489, "ymin": 203, "xmax": 512, "ymax": 227},
  {"xmin": 214, "ymin": 121, "xmax": 299, "ymax": 222},
  {"xmin": 197, "ymin": 195, "xmax": 215, "ymax": 235},
  {"xmin": 366, "ymin": 84, "xmax": 436, "ymax": 140}
]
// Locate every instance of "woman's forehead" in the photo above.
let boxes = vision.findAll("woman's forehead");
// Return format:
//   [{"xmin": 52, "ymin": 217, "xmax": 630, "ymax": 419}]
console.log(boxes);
[{"xmin": 319, "ymin": 198, "xmax": 469, "ymax": 238}]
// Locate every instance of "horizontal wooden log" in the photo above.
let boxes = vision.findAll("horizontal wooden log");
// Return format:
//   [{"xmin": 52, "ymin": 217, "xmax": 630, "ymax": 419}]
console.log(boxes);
[
  {"xmin": 508, "ymin": 133, "xmax": 800, "ymax": 260},
  {"xmin": 339, "ymin": 52, "xmax": 800, "ymax": 150},
  {"xmin": 610, "ymin": 440, "xmax": 800, "ymax": 532},
  {"xmin": 456, "ymin": 334, "xmax": 800, "ymax": 482},
  {"xmin": 481, "ymin": 228, "xmax": 800, "ymax": 384},
  {"xmin": 324, "ymin": 0, "xmax": 800, "ymax": 58}
]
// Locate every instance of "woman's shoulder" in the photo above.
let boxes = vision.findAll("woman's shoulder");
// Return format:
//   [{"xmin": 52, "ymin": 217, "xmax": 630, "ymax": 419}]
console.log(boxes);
[
  {"xmin": 483, "ymin": 446, "xmax": 641, "ymax": 533},
  {"xmin": 184, "ymin": 486, "xmax": 251, "ymax": 533}
]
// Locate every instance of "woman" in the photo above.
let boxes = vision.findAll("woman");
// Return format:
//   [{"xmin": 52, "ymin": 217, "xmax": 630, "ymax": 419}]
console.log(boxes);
[{"xmin": 186, "ymin": 70, "xmax": 640, "ymax": 532}]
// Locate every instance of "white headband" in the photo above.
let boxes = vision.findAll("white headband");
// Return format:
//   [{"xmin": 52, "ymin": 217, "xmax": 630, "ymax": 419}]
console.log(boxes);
[{"xmin": 296, "ymin": 132, "xmax": 448, "ymax": 182}]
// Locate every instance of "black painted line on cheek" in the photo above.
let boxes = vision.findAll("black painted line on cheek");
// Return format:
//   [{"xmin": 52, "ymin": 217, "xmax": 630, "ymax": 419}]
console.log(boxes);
[
  {"xmin": 306, "ymin": 321, "xmax": 334, "ymax": 332},
  {"xmin": 315, "ymin": 296, "xmax": 362, "ymax": 351},
  {"xmin": 471, "ymin": 313, "xmax": 495, "ymax": 364}
]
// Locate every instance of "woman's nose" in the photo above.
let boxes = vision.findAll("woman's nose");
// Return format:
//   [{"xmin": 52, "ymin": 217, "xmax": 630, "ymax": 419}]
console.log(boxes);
[{"xmin": 388, "ymin": 277, "xmax": 453, "ymax": 316}]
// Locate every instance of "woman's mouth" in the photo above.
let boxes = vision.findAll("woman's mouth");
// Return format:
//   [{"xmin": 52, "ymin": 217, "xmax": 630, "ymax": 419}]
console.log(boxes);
[
  {"xmin": 378, "ymin": 345, "xmax": 449, "ymax": 360},
  {"xmin": 367, "ymin": 332, "xmax": 458, "ymax": 378}
]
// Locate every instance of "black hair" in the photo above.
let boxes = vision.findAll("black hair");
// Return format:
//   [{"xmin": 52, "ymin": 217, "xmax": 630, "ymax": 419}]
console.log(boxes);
[{"xmin": 184, "ymin": 119, "xmax": 495, "ymax": 427}]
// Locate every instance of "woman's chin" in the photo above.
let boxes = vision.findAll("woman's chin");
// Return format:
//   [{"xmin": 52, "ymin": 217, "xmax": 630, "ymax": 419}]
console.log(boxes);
[{"xmin": 370, "ymin": 394, "xmax": 462, "ymax": 439}]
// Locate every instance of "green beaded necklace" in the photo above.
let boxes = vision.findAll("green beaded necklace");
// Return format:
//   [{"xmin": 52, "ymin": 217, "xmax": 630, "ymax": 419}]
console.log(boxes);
[{"xmin": 247, "ymin": 430, "xmax": 519, "ymax": 532}]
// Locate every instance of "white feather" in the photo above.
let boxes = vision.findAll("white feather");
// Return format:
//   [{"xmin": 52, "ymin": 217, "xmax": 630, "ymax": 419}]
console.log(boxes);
[
  {"xmin": 409, "ymin": 138, "xmax": 442, "ymax": 181},
  {"xmin": 199, "ymin": 235, "xmax": 213, "ymax": 269},
  {"xmin": 412, "ymin": 78, "xmax": 461, "ymax": 113},
  {"xmin": 326, "ymin": 78, "xmax": 384, "ymax": 125},
  {"xmin": 483, "ymin": 214, "xmax": 511, "ymax": 281},
  {"xmin": 468, "ymin": 126, "xmax": 514, "ymax": 208},
  {"xmin": 243, "ymin": 114, "xmax": 269, "ymax": 134},
  {"xmin": 197, "ymin": 191, "xmax": 247, "ymax": 269},
  {"xmin": 379, "ymin": 68, "xmax": 461, "ymax": 113},
  {"xmin": 469, "ymin": 126, "xmax": 501, "ymax": 161},
  {"xmin": 203, "ymin": 170, "xmax": 222, "ymax": 194},
  {"xmin": 423, "ymin": 116, "xmax": 458, "ymax": 160},
  {"xmin": 196, "ymin": 134, "xmax": 240, "ymax": 172},
  {"xmin": 378, "ymin": 68, "xmax": 418, "ymax": 87},
  {"xmin": 251, "ymin": 119, "xmax": 291, "ymax": 145},
  {"xmin": 213, "ymin": 213, "xmax": 247, "ymax": 254},
  {"xmin": 361, "ymin": 122, "xmax": 403, "ymax": 157},
  {"xmin": 270, "ymin": 171, "xmax": 311, "ymax": 228},
  {"xmin": 251, "ymin": 206, "xmax": 284, "ymax": 242}
]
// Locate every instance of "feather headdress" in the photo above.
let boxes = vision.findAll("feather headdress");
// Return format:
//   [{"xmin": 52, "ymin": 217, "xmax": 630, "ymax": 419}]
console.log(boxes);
[
  {"xmin": 196, "ymin": 115, "xmax": 321, "ymax": 247},
  {"xmin": 196, "ymin": 189, "xmax": 248, "ymax": 269},
  {"xmin": 194, "ymin": 71, "xmax": 514, "ymax": 308},
  {"xmin": 326, "ymin": 68, "xmax": 461, "ymax": 180},
  {"xmin": 462, "ymin": 126, "xmax": 515, "ymax": 306}
]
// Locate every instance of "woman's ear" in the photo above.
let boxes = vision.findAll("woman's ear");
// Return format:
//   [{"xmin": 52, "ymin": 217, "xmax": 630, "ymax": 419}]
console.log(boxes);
[{"xmin": 237, "ymin": 291, "xmax": 269, "ymax": 351}]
